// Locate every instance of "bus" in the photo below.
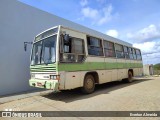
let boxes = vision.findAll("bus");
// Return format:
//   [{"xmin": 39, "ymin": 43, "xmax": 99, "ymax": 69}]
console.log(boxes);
[{"xmin": 29, "ymin": 25, "xmax": 143, "ymax": 94}]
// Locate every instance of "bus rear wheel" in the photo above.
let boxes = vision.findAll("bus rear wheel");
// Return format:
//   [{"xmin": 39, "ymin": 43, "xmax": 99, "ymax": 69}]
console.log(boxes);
[
  {"xmin": 81, "ymin": 74, "xmax": 95, "ymax": 94},
  {"xmin": 122, "ymin": 71, "xmax": 133, "ymax": 83},
  {"xmin": 127, "ymin": 71, "xmax": 133, "ymax": 83}
]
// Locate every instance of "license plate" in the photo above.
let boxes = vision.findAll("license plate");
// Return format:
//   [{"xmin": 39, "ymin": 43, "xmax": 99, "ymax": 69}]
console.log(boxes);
[{"xmin": 37, "ymin": 82, "xmax": 42, "ymax": 86}]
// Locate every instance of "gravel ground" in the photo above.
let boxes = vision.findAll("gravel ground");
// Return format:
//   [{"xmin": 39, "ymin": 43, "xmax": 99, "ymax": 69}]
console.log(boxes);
[{"xmin": 0, "ymin": 76, "xmax": 160, "ymax": 120}]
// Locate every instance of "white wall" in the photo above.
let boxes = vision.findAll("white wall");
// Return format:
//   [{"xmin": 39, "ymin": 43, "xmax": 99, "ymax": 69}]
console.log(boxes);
[
  {"xmin": 0, "ymin": 0, "xmax": 80, "ymax": 96},
  {"xmin": 143, "ymin": 64, "xmax": 154, "ymax": 75}
]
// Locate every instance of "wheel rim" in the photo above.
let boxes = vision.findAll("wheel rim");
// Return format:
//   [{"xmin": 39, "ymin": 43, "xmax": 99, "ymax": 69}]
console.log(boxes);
[
  {"xmin": 86, "ymin": 78, "xmax": 94, "ymax": 89},
  {"xmin": 128, "ymin": 72, "xmax": 132, "ymax": 80}
]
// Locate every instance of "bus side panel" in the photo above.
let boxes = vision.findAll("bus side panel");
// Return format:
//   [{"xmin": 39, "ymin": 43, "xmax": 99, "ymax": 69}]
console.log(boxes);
[
  {"xmin": 131, "ymin": 60, "xmax": 143, "ymax": 77},
  {"xmin": 59, "ymin": 71, "xmax": 65, "ymax": 90},
  {"xmin": 138, "ymin": 61, "xmax": 143, "ymax": 76},
  {"xmin": 64, "ymin": 71, "xmax": 82, "ymax": 89},
  {"xmin": 111, "ymin": 69, "xmax": 118, "ymax": 81},
  {"xmin": 117, "ymin": 59, "xmax": 127, "ymax": 80},
  {"xmin": 132, "ymin": 59, "xmax": 137, "ymax": 76},
  {"xmin": 105, "ymin": 58, "xmax": 117, "ymax": 82},
  {"xmin": 133, "ymin": 68, "xmax": 138, "ymax": 76},
  {"xmin": 139, "ymin": 67, "xmax": 143, "ymax": 76},
  {"xmin": 104, "ymin": 70, "xmax": 112, "ymax": 83},
  {"xmin": 117, "ymin": 69, "xmax": 128, "ymax": 80},
  {"xmin": 95, "ymin": 70, "xmax": 108, "ymax": 84},
  {"xmin": 87, "ymin": 57, "xmax": 106, "ymax": 84}
]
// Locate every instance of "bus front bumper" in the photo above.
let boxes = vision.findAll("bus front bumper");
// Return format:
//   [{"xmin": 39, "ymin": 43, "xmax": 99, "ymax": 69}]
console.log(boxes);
[{"xmin": 29, "ymin": 79, "xmax": 59, "ymax": 91}]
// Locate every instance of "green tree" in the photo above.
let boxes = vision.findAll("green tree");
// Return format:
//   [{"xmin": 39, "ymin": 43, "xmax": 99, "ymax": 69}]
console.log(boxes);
[
  {"xmin": 154, "ymin": 63, "xmax": 160, "ymax": 70},
  {"xmin": 154, "ymin": 63, "xmax": 160, "ymax": 75}
]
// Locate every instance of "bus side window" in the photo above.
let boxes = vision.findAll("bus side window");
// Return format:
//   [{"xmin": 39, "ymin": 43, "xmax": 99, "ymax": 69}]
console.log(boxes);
[
  {"xmin": 132, "ymin": 48, "xmax": 137, "ymax": 59},
  {"xmin": 104, "ymin": 41, "xmax": 115, "ymax": 57},
  {"xmin": 124, "ymin": 46, "xmax": 129, "ymax": 59},
  {"xmin": 87, "ymin": 36, "xmax": 103, "ymax": 56},
  {"xmin": 60, "ymin": 35, "xmax": 85, "ymax": 63},
  {"xmin": 136, "ymin": 49, "xmax": 142, "ymax": 60},
  {"xmin": 115, "ymin": 44, "xmax": 125, "ymax": 58},
  {"xmin": 60, "ymin": 34, "xmax": 71, "ymax": 53},
  {"xmin": 72, "ymin": 38, "xmax": 85, "ymax": 62},
  {"xmin": 129, "ymin": 48, "xmax": 133, "ymax": 59},
  {"xmin": 64, "ymin": 45, "xmax": 70, "ymax": 53}
]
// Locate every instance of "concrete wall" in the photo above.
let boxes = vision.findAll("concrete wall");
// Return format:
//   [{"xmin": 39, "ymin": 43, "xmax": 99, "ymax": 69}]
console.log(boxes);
[
  {"xmin": 0, "ymin": 0, "xmax": 78, "ymax": 96},
  {"xmin": 0, "ymin": 0, "xmax": 132, "ymax": 96},
  {"xmin": 143, "ymin": 64, "xmax": 154, "ymax": 76}
]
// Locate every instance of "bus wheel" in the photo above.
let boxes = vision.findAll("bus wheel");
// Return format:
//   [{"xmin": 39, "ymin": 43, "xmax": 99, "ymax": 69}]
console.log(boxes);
[
  {"xmin": 127, "ymin": 71, "xmax": 133, "ymax": 83},
  {"xmin": 81, "ymin": 74, "xmax": 95, "ymax": 94}
]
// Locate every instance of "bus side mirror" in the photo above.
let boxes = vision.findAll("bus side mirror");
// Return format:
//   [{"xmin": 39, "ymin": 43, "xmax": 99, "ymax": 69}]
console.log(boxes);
[
  {"xmin": 64, "ymin": 34, "xmax": 70, "ymax": 44},
  {"xmin": 24, "ymin": 42, "xmax": 27, "ymax": 51},
  {"xmin": 24, "ymin": 42, "xmax": 33, "ymax": 51}
]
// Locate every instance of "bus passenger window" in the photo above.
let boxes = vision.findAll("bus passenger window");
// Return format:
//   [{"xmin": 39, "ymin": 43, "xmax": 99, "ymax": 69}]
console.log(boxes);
[
  {"xmin": 64, "ymin": 45, "xmax": 70, "ymax": 53},
  {"xmin": 87, "ymin": 36, "xmax": 103, "ymax": 56},
  {"xmin": 124, "ymin": 46, "xmax": 129, "ymax": 59},
  {"xmin": 129, "ymin": 48, "xmax": 133, "ymax": 59},
  {"xmin": 136, "ymin": 49, "xmax": 142, "ymax": 60},
  {"xmin": 115, "ymin": 44, "xmax": 125, "ymax": 58},
  {"xmin": 60, "ymin": 35, "xmax": 85, "ymax": 63},
  {"xmin": 132, "ymin": 48, "xmax": 137, "ymax": 59},
  {"xmin": 104, "ymin": 41, "xmax": 115, "ymax": 57}
]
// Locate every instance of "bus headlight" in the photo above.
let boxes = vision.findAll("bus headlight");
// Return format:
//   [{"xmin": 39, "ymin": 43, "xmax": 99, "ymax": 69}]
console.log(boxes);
[
  {"xmin": 50, "ymin": 75, "xmax": 56, "ymax": 80},
  {"xmin": 50, "ymin": 75, "xmax": 60, "ymax": 80}
]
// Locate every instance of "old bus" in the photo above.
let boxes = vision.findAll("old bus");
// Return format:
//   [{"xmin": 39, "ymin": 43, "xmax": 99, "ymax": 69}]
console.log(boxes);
[{"xmin": 29, "ymin": 25, "xmax": 143, "ymax": 94}]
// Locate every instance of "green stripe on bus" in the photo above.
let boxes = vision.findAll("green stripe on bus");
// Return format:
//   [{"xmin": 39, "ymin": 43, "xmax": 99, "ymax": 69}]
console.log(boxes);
[
  {"xmin": 30, "ymin": 62, "xmax": 143, "ymax": 72},
  {"xmin": 58, "ymin": 62, "xmax": 143, "ymax": 71}
]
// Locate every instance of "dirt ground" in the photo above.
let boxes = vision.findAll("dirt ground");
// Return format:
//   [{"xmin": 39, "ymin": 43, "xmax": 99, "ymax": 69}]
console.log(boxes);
[{"xmin": 0, "ymin": 76, "xmax": 160, "ymax": 120}]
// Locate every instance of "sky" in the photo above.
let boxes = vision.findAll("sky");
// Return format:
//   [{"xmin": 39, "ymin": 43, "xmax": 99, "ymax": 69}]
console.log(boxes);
[{"xmin": 19, "ymin": 0, "xmax": 160, "ymax": 65}]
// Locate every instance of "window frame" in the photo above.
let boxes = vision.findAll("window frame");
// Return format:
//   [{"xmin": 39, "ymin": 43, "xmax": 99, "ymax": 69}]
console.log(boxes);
[
  {"xmin": 123, "ymin": 46, "xmax": 130, "ymax": 59},
  {"xmin": 87, "ymin": 36, "xmax": 104, "ymax": 57},
  {"xmin": 71, "ymin": 37, "xmax": 85, "ymax": 54},
  {"xmin": 103, "ymin": 40, "xmax": 116, "ymax": 58},
  {"xmin": 128, "ymin": 47, "xmax": 134, "ymax": 60},
  {"xmin": 115, "ymin": 43, "xmax": 125, "ymax": 59},
  {"xmin": 132, "ymin": 48, "xmax": 137, "ymax": 60},
  {"xmin": 135, "ymin": 49, "xmax": 142, "ymax": 60},
  {"xmin": 59, "ymin": 36, "xmax": 86, "ymax": 63}
]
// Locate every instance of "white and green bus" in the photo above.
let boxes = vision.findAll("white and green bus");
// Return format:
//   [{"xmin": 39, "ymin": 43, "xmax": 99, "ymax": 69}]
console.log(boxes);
[{"xmin": 29, "ymin": 25, "xmax": 143, "ymax": 94}]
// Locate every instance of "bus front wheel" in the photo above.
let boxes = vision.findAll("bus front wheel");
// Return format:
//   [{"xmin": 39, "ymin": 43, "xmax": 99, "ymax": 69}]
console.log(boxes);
[{"xmin": 81, "ymin": 74, "xmax": 95, "ymax": 94}]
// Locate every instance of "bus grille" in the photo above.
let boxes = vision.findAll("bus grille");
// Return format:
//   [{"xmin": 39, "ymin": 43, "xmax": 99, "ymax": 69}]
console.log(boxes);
[{"xmin": 30, "ymin": 64, "xmax": 57, "ymax": 73}]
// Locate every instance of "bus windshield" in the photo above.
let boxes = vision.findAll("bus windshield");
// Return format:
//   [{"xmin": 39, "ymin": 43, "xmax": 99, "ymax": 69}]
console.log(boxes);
[{"xmin": 31, "ymin": 35, "xmax": 57, "ymax": 65}]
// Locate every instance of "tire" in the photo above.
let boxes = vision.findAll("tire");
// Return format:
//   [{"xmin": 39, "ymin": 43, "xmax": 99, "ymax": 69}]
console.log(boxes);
[
  {"xmin": 122, "ymin": 71, "xmax": 133, "ymax": 83},
  {"xmin": 81, "ymin": 74, "xmax": 95, "ymax": 94},
  {"xmin": 127, "ymin": 71, "xmax": 133, "ymax": 83}
]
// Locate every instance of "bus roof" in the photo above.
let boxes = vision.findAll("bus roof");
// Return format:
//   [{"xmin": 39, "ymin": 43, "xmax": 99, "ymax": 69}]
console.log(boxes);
[
  {"xmin": 36, "ymin": 25, "xmax": 132, "ymax": 47},
  {"xmin": 60, "ymin": 25, "xmax": 132, "ymax": 47}
]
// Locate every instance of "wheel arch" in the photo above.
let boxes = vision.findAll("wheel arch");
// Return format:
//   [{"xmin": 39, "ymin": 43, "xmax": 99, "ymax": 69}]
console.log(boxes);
[
  {"xmin": 84, "ymin": 71, "xmax": 99, "ymax": 84},
  {"xmin": 128, "ymin": 69, "xmax": 134, "ymax": 76}
]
